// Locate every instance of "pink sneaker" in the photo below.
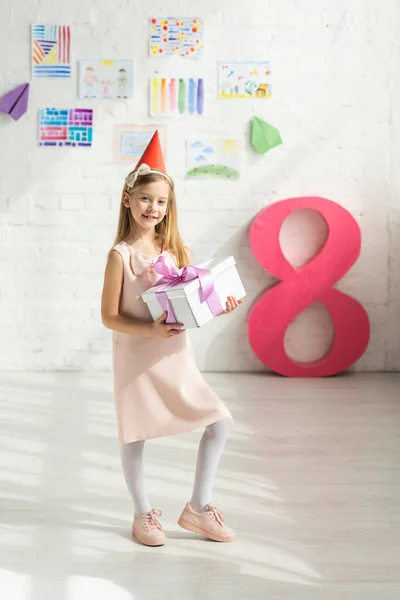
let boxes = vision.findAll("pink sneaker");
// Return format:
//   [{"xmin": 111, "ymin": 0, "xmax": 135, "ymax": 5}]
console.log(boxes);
[
  {"xmin": 132, "ymin": 509, "xmax": 166, "ymax": 546},
  {"xmin": 178, "ymin": 502, "xmax": 235, "ymax": 542}
]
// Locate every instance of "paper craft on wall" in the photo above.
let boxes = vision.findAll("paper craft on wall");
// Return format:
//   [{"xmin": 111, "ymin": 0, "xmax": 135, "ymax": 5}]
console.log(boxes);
[
  {"xmin": 150, "ymin": 77, "xmax": 204, "ymax": 116},
  {"xmin": 150, "ymin": 17, "xmax": 204, "ymax": 57},
  {"xmin": 79, "ymin": 60, "xmax": 133, "ymax": 99},
  {"xmin": 0, "ymin": 83, "xmax": 29, "ymax": 121},
  {"xmin": 114, "ymin": 124, "xmax": 167, "ymax": 164},
  {"xmin": 32, "ymin": 25, "xmax": 71, "ymax": 79},
  {"xmin": 186, "ymin": 139, "xmax": 241, "ymax": 179},
  {"xmin": 251, "ymin": 117, "xmax": 283, "ymax": 154},
  {"xmin": 39, "ymin": 108, "xmax": 93, "ymax": 147},
  {"xmin": 218, "ymin": 61, "xmax": 271, "ymax": 99}
]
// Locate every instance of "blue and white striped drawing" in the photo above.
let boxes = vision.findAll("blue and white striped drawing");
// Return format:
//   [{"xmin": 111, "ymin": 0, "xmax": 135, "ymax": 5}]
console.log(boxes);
[{"xmin": 32, "ymin": 24, "xmax": 71, "ymax": 79}]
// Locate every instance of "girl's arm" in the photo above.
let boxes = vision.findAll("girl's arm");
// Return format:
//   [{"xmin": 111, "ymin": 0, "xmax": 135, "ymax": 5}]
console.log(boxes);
[
  {"xmin": 101, "ymin": 251, "xmax": 184, "ymax": 338},
  {"xmin": 101, "ymin": 250, "xmax": 153, "ymax": 336}
]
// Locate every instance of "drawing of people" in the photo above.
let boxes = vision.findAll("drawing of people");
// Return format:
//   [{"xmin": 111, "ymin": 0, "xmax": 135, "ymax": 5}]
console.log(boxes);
[
  {"xmin": 116, "ymin": 68, "xmax": 129, "ymax": 98},
  {"xmin": 100, "ymin": 79, "xmax": 112, "ymax": 97},
  {"xmin": 83, "ymin": 67, "xmax": 97, "ymax": 98}
]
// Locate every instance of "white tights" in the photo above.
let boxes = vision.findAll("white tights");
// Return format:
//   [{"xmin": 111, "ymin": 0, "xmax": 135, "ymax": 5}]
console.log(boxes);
[{"xmin": 120, "ymin": 416, "xmax": 233, "ymax": 517}]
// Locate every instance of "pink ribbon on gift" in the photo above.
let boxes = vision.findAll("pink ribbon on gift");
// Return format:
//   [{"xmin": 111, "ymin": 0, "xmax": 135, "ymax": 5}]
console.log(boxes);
[{"xmin": 153, "ymin": 256, "xmax": 224, "ymax": 324}]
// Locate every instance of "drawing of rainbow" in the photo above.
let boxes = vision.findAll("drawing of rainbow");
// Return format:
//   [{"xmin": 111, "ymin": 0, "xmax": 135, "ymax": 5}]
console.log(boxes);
[{"xmin": 150, "ymin": 77, "xmax": 204, "ymax": 117}]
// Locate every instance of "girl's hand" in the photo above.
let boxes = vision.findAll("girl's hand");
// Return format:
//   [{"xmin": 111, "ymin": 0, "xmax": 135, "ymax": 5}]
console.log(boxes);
[
  {"xmin": 149, "ymin": 311, "xmax": 185, "ymax": 338},
  {"xmin": 219, "ymin": 296, "xmax": 243, "ymax": 315}
]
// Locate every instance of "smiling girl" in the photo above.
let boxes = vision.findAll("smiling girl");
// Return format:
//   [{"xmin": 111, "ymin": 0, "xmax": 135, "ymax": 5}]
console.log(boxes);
[{"xmin": 101, "ymin": 132, "xmax": 242, "ymax": 547}]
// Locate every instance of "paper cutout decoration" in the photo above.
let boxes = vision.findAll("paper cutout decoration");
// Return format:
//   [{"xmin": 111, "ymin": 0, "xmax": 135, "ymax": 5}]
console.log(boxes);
[
  {"xmin": 251, "ymin": 117, "xmax": 283, "ymax": 154},
  {"xmin": 150, "ymin": 77, "xmax": 204, "ymax": 116},
  {"xmin": 114, "ymin": 124, "xmax": 167, "ymax": 164},
  {"xmin": 248, "ymin": 197, "xmax": 370, "ymax": 377},
  {"xmin": 0, "ymin": 83, "xmax": 29, "ymax": 121},
  {"xmin": 79, "ymin": 59, "xmax": 133, "ymax": 99},
  {"xmin": 218, "ymin": 61, "xmax": 271, "ymax": 99},
  {"xmin": 150, "ymin": 17, "xmax": 204, "ymax": 57},
  {"xmin": 186, "ymin": 139, "xmax": 241, "ymax": 179},
  {"xmin": 39, "ymin": 108, "xmax": 93, "ymax": 147},
  {"xmin": 32, "ymin": 25, "xmax": 71, "ymax": 78}
]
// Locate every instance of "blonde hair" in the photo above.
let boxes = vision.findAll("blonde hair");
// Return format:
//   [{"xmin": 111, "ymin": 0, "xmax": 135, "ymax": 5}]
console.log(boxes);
[{"xmin": 113, "ymin": 172, "xmax": 190, "ymax": 269}]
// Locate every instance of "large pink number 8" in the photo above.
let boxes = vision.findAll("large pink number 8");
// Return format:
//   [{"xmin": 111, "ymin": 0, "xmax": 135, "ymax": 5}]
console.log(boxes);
[{"xmin": 248, "ymin": 197, "xmax": 370, "ymax": 377}]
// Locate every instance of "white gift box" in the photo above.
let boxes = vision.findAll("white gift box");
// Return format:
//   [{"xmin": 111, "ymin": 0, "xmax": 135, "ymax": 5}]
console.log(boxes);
[{"xmin": 141, "ymin": 256, "xmax": 246, "ymax": 329}]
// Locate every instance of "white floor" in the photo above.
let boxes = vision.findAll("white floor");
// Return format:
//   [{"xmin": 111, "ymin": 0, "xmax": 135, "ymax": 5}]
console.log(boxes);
[{"xmin": 0, "ymin": 372, "xmax": 400, "ymax": 600}]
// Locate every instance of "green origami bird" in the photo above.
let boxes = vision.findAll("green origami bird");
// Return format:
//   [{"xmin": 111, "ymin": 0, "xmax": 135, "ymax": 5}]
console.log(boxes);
[{"xmin": 251, "ymin": 116, "xmax": 283, "ymax": 154}]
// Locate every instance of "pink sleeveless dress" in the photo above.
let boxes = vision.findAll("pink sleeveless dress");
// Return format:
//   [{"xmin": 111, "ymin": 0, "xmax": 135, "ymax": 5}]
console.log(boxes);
[{"xmin": 111, "ymin": 240, "xmax": 232, "ymax": 444}]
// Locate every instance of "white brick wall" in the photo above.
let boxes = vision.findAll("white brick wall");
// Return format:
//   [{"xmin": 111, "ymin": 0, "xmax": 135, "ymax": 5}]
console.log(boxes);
[{"xmin": 1, "ymin": 0, "xmax": 399, "ymax": 372}]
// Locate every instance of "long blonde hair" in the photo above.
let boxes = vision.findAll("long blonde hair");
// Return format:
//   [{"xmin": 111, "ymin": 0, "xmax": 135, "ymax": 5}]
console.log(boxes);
[{"xmin": 113, "ymin": 172, "xmax": 190, "ymax": 268}]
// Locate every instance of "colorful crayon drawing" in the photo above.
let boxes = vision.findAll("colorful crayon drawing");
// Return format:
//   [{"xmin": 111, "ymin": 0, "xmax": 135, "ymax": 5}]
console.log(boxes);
[
  {"xmin": 186, "ymin": 139, "xmax": 241, "ymax": 179},
  {"xmin": 150, "ymin": 77, "xmax": 204, "ymax": 116},
  {"xmin": 114, "ymin": 124, "xmax": 167, "ymax": 164},
  {"xmin": 39, "ymin": 108, "xmax": 93, "ymax": 147},
  {"xmin": 149, "ymin": 17, "xmax": 204, "ymax": 57},
  {"xmin": 218, "ymin": 61, "xmax": 272, "ymax": 99},
  {"xmin": 32, "ymin": 25, "xmax": 71, "ymax": 79},
  {"xmin": 79, "ymin": 60, "xmax": 133, "ymax": 99}
]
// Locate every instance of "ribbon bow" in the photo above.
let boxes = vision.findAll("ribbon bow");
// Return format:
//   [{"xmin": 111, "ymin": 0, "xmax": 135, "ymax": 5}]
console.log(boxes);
[
  {"xmin": 153, "ymin": 255, "xmax": 224, "ymax": 324},
  {"xmin": 129, "ymin": 250, "xmax": 157, "ymax": 276},
  {"xmin": 125, "ymin": 163, "xmax": 152, "ymax": 188},
  {"xmin": 125, "ymin": 163, "xmax": 172, "ymax": 189}
]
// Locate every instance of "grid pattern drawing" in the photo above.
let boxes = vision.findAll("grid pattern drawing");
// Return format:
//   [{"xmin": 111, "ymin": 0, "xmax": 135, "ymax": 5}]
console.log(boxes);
[{"xmin": 39, "ymin": 108, "xmax": 93, "ymax": 147}]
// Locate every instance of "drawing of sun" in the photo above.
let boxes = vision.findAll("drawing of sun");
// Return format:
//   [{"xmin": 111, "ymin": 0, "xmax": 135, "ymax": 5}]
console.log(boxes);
[{"xmin": 216, "ymin": 139, "xmax": 242, "ymax": 157}]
